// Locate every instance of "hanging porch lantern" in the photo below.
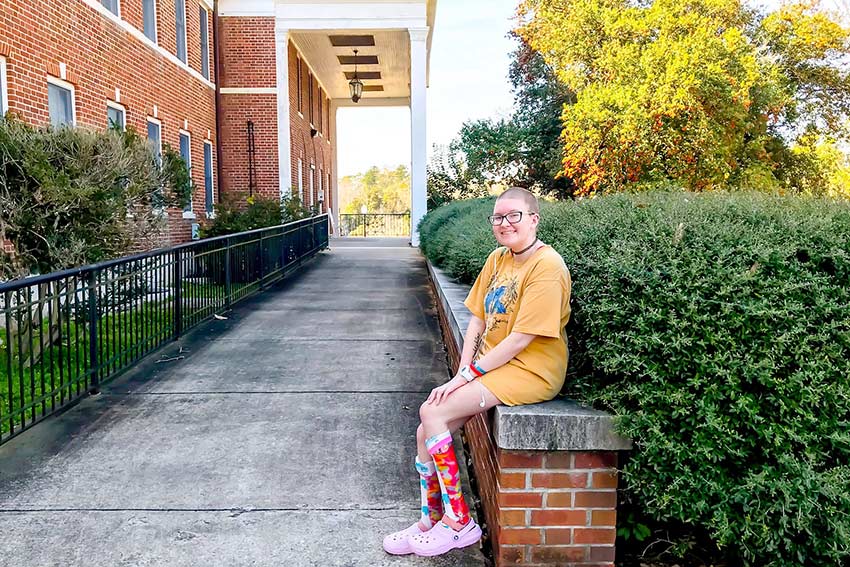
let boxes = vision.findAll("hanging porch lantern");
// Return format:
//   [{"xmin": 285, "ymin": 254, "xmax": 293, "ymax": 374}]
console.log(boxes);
[{"xmin": 349, "ymin": 49, "xmax": 364, "ymax": 103}]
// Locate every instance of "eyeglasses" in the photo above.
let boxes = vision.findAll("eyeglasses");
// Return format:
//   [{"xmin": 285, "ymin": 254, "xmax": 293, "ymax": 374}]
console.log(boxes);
[{"xmin": 487, "ymin": 211, "xmax": 537, "ymax": 226}]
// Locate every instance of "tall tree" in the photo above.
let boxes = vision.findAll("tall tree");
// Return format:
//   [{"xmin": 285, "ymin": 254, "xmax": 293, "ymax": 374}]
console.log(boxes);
[
  {"xmin": 448, "ymin": 36, "xmax": 576, "ymax": 198},
  {"xmin": 340, "ymin": 165, "xmax": 411, "ymax": 214},
  {"xmin": 516, "ymin": 0, "xmax": 850, "ymax": 196}
]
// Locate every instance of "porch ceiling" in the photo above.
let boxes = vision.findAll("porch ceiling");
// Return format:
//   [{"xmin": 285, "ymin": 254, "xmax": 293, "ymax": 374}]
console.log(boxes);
[{"xmin": 291, "ymin": 30, "xmax": 411, "ymax": 100}]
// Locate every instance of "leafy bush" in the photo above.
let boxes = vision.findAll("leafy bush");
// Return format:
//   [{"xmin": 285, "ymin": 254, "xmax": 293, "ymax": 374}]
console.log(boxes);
[
  {"xmin": 0, "ymin": 117, "xmax": 190, "ymax": 278},
  {"xmin": 200, "ymin": 194, "xmax": 313, "ymax": 238},
  {"xmin": 420, "ymin": 190, "xmax": 850, "ymax": 566}
]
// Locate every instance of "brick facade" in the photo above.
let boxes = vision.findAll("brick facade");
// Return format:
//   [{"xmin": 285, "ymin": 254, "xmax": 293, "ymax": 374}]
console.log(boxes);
[
  {"xmin": 433, "ymin": 276, "xmax": 620, "ymax": 567},
  {"xmin": 289, "ymin": 42, "xmax": 335, "ymax": 215},
  {"xmin": 0, "ymin": 0, "xmax": 217, "ymax": 246},
  {"xmin": 215, "ymin": 17, "xmax": 335, "ymax": 215},
  {"xmin": 1, "ymin": 0, "xmax": 339, "ymax": 256},
  {"xmin": 217, "ymin": 17, "xmax": 279, "ymax": 200}
]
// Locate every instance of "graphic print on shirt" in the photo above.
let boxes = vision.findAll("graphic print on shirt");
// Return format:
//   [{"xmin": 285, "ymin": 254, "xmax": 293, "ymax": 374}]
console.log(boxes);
[{"xmin": 480, "ymin": 271, "xmax": 519, "ymax": 353}]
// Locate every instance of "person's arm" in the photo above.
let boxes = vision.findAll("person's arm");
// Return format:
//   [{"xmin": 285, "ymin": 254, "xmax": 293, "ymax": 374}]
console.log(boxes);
[
  {"xmin": 457, "ymin": 315, "xmax": 486, "ymax": 370},
  {"xmin": 428, "ymin": 323, "xmax": 537, "ymax": 405},
  {"xmin": 472, "ymin": 331, "xmax": 535, "ymax": 373}
]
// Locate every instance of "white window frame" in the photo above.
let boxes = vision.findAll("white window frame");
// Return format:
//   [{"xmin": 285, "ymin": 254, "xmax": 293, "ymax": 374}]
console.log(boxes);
[
  {"xmin": 0, "ymin": 56, "xmax": 8, "ymax": 117},
  {"xmin": 309, "ymin": 164, "xmax": 315, "ymax": 207},
  {"xmin": 296, "ymin": 57, "xmax": 303, "ymax": 117},
  {"xmin": 47, "ymin": 76, "xmax": 76, "ymax": 127},
  {"xmin": 143, "ymin": 0, "xmax": 158, "ymax": 44},
  {"xmin": 146, "ymin": 116, "xmax": 162, "ymax": 164},
  {"xmin": 146, "ymin": 117, "xmax": 165, "ymax": 215},
  {"xmin": 203, "ymin": 140, "xmax": 215, "ymax": 217},
  {"xmin": 199, "ymin": 5, "xmax": 210, "ymax": 80},
  {"xmin": 175, "ymin": 0, "xmax": 187, "ymax": 64},
  {"xmin": 297, "ymin": 159, "xmax": 304, "ymax": 202},
  {"xmin": 106, "ymin": 100, "xmax": 126, "ymax": 130},
  {"xmin": 179, "ymin": 129, "xmax": 195, "ymax": 218},
  {"xmin": 100, "ymin": 0, "xmax": 120, "ymax": 17}
]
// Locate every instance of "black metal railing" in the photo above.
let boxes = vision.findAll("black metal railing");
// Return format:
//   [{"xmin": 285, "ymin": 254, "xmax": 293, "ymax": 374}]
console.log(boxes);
[
  {"xmin": 338, "ymin": 213, "xmax": 410, "ymax": 237},
  {"xmin": 0, "ymin": 214, "xmax": 328, "ymax": 444}
]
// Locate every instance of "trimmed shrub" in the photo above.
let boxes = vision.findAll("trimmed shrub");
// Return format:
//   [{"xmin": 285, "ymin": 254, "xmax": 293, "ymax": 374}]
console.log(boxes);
[
  {"xmin": 419, "ymin": 190, "xmax": 850, "ymax": 566},
  {"xmin": 0, "ymin": 117, "xmax": 190, "ymax": 278},
  {"xmin": 200, "ymin": 194, "xmax": 313, "ymax": 238}
]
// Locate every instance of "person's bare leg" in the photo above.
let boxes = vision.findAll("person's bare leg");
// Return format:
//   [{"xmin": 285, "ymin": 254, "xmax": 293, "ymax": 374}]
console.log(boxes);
[{"xmin": 420, "ymin": 381, "xmax": 501, "ymax": 439}]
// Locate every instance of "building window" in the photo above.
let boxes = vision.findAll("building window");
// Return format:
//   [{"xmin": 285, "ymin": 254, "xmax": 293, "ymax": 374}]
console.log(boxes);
[
  {"xmin": 308, "ymin": 73, "xmax": 314, "ymax": 124},
  {"xmin": 179, "ymin": 131, "xmax": 192, "ymax": 212},
  {"xmin": 204, "ymin": 141, "xmax": 214, "ymax": 215},
  {"xmin": 309, "ymin": 166, "xmax": 315, "ymax": 207},
  {"xmin": 101, "ymin": 0, "xmax": 120, "ymax": 16},
  {"xmin": 296, "ymin": 57, "xmax": 302, "ymax": 114},
  {"xmin": 107, "ymin": 101, "xmax": 125, "ymax": 130},
  {"xmin": 326, "ymin": 98, "xmax": 330, "ymax": 141},
  {"xmin": 147, "ymin": 118, "xmax": 162, "ymax": 167},
  {"xmin": 318, "ymin": 168, "xmax": 323, "ymax": 205},
  {"xmin": 297, "ymin": 159, "xmax": 303, "ymax": 201},
  {"xmin": 199, "ymin": 6, "xmax": 210, "ymax": 80},
  {"xmin": 0, "ymin": 56, "xmax": 7, "ymax": 117},
  {"xmin": 318, "ymin": 91, "xmax": 323, "ymax": 133},
  {"xmin": 143, "ymin": 0, "xmax": 157, "ymax": 43},
  {"xmin": 175, "ymin": 0, "xmax": 186, "ymax": 63},
  {"xmin": 47, "ymin": 78, "xmax": 75, "ymax": 127}
]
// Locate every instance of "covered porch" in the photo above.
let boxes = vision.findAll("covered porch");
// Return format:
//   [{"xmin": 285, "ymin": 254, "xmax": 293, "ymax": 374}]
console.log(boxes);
[{"xmin": 273, "ymin": 0, "xmax": 437, "ymax": 245}]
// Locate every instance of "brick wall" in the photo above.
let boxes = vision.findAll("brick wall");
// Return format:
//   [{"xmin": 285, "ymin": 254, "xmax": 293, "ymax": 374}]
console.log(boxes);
[
  {"xmin": 289, "ymin": 42, "xmax": 334, "ymax": 214},
  {"xmin": 217, "ymin": 17, "xmax": 335, "ymax": 214},
  {"xmin": 0, "ymin": 0, "xmax": 216, "ymax": 245},
  {"xmin": 432, "ymin": 276, "xmax": 620, "ymax": 567}
]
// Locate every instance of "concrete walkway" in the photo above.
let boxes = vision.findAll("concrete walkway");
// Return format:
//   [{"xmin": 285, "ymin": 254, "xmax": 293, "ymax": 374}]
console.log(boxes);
[{"xmin": 0, "ymin": 238, "xmax": 487, "ymax": 566}]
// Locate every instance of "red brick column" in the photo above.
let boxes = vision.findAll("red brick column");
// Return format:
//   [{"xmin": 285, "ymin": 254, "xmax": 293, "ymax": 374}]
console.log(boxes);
[
  {"xmin": 489, "ymin": 447, "xmax": 618, "ymax": 565},
  {"xmin": 428, "ymin": 260, "xmax": 628, "ymax": 567}
]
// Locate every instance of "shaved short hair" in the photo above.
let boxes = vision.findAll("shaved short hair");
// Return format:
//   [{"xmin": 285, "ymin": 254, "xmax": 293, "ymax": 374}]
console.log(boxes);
[{"xmin": 497, "ymin": 187, "xmax": 539, "ymax": 214}]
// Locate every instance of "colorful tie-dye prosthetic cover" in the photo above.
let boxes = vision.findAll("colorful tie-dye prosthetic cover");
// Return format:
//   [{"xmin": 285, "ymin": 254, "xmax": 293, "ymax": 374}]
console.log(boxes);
[
  {"xmin": 425, "ymin": 431, "xmax": 471, "ymax": 526},
  {"xmin": 415, "ymin": 457, "xmax": 444, "ymax": 528}
]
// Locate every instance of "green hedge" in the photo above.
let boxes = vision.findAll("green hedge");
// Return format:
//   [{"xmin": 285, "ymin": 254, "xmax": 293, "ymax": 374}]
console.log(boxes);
[
  {"xmin": 200, "ymin": 195, "xmax": 313, "ymax": 238},
  {"xmin": 419, "ymin": 191, "xmax": 850, "ymax": 566}
]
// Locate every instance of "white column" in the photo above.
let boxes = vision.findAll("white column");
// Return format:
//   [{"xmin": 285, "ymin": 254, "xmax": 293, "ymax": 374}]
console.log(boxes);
[
  {"xmin": 275, "ymin": 24, "xmax": 293, "ymax": 198},
  {"xmin": 330, "ymin": 99, "xmax": 341, "ymax": 234},
  {"xmin": 409, "ymin": 27, "xmax": 428, "ymax": 247}
]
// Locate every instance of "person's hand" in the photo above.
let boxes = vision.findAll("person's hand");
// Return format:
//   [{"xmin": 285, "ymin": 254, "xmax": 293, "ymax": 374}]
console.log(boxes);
[{"xmin": 426, "ymin": 374, "xmax": 467, "ymax": 406}]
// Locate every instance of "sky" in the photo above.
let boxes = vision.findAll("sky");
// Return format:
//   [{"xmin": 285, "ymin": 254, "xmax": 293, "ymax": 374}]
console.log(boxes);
[
  {"xmin": 334, "ymin": 0, "xmax": 846, "ymax": 178},
  {"xmin": 336, "ymin": 0, "xmax": 518, "ymax": 177}
]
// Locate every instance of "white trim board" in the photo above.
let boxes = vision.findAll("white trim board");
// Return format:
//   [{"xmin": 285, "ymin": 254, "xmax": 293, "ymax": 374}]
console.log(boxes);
[
  {"xmin": 220, "ymin": 87, "xmax": 278, "ymax": 94},
  {"xmin": 0, "ymin": 56, "xmax": 8, "ymax": 116}
]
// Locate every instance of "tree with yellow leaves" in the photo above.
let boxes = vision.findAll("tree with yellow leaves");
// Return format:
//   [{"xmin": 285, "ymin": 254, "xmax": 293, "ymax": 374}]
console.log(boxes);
[{"xmin": 515, "ymin": 0, "xmax": 850, "ymax": 196}]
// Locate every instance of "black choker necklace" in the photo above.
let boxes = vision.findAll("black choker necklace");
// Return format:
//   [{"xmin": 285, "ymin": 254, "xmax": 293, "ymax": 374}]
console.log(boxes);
[{"xmin": 511, "ymin": 238, "xmax": 538, "ymax": 256}]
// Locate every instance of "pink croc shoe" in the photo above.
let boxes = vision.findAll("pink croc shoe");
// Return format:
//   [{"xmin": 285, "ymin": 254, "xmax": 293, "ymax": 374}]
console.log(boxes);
[
  {"xmin": 408, "ymin": 520, "xmax": 482, "ymax": 557},
  {"xmin": 382, "ymin": 522, "xmax": 426, "ymax": 555}
]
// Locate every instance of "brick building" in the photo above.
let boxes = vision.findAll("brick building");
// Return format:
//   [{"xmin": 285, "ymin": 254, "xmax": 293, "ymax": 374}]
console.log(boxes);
[{"xmin": 0, "ymin": 0, "xmax": 435, "ymax": 246}]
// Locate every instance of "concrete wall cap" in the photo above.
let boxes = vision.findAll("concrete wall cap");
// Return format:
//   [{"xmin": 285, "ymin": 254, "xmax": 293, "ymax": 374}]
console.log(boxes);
[{"xmin": 427, "ymin": 259, "xmax": 633, "ymax": 452}]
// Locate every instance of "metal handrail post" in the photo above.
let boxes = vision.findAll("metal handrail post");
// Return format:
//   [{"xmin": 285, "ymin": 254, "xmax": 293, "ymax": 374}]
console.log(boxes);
[
  {"xmin": 224, "ymin": 237, "xmax": 232, "ymax": 309},
  {"xmin": 87, "ymin": 271, "xmax": 100, "ymax": 395},
  {"xmin": 258, "ymin": 233, "xmax": 265, "ymax": 290},
  {"xmin": 174, "ymin": 249, "xmax": 183, "ymax": 337}
]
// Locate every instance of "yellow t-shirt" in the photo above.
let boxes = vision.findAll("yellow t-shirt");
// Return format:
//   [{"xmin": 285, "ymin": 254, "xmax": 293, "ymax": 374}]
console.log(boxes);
[{"xmin": 463, "ymin": 245, "xmax": 572, "ymax": 405}]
